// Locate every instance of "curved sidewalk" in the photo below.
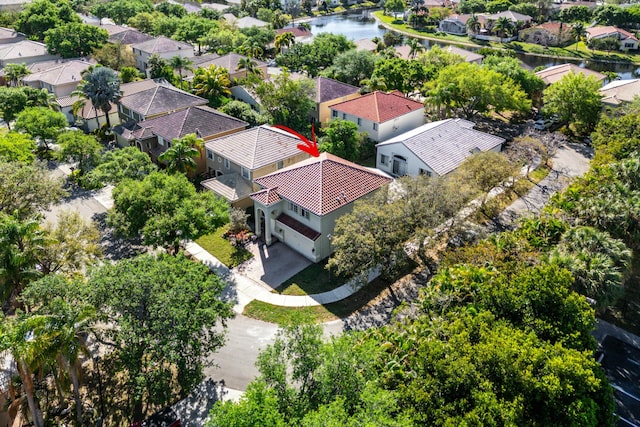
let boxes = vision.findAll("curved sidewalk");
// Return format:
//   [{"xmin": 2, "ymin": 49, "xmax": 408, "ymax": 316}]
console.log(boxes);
[{"xmin": 185, "ymin": 242, "xmax": 378, "ymax": 310}]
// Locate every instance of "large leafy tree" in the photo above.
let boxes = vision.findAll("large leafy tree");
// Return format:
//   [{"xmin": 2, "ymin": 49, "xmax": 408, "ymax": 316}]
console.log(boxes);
[
  {"xmin": 0, "ymin": 86, "xmax": 28, "ymax": 129},
  {"xmin": 425, "ymin": 62, "xmax": 531, "ymax": 118},
  {"xmin": 590, "ymin": 112, "xmax": 640, "ymax": 165},
  {"xmin": 220, "ymin": 100, "xmax": 268, "ymax": 127},
  {"xmin": 91, "ymin": 0, "xmax": 154, "ymax": 25},
  {"xmin": 55, "ymin": 131, "xmax": 103, "ymax": 174},
  {"xmin": 371, "ymin": 58, "xmax": 430, "ymax": 94},
  {"xmin": 92, "ymin": 42, "xmax": 136, "ymax": 71},
  {"xmin": 108, "ymin": 171, "xmax": 230, "ymax": 252},
  {"xmin": 0, "ymin": 161, "xmax": 65, "ymax": 220},
  {"xmin": 0, "ymin": 132, "xmax": 36, "ymax": 163},
  {"xmin": 192, "ymin": 65, "xmax": 232, "ymax": 108},
  {"xmin": 44, "ymin": 22, "xmax": 108, "ymax": 58},
  {"xmin": 14, "ymin": 106, "xmax": 67, "ymax": 150},
  {"xmin": 322, "ymin": 49, "xmax": 378, "ymax": 87},
  {"xmin": 15, "ymin": 0, "xmax": 80, "ymax": 41},
  {"xmin": 85, "ymin": 146, "xmax": 158, "ymax": 188},
  {"xmin": 276, "ymin": 33, "xmax": 353, "ymax": 77},
  {"xmin": 87, "ymin": 253, "xmax": 234, "ymax": 420},
  {"xmin": 482, "ymin": 55, "xmax": 545, "ymax": 99},
  {"xmin": 542, "ymin": 72, "xmax": 602, "ymax": 135},
  {"xmin": 255, "ymin": 71, "xmax": 315, "ymax": 133},
  {"xmin": 72, "ymin": 66, "xmax": 122, "ymax": 131},
  {"xmin": 318, "ymin": 119, "xmax": 363, "ymax": 162}
]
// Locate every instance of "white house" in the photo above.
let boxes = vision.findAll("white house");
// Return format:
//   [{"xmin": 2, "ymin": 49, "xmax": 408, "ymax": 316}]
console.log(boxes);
[
  {"xmin": 329, "ymin": 91, "xmax": 425, "ymax": 142},
  {"xmin": 586, "ymin": 26, "xmax": 639, "ymax": 51},
  {"xmin": 251, "ymin": 153, "xmax": 392, "ymax": 262},
  {"xmin": 131, "ymin": 36, "xmax": 194, "ymax": 73},
  {"xmin": 599, "ymin": 79, "xmax": 640, "ymax": 106},
  {"xmin": 376, "ymin": 119, "xmax": 505, "ymax": 177}
]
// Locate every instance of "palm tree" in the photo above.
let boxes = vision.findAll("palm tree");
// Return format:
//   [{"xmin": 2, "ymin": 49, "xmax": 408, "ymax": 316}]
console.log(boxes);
[
  {"xmin": 570, "ymin": 22, "xmax": 587, "ymax": 51},
  {"xmin": 4, "ymin": 63, "xmax": 30, "ymax": 87},
  {"xmin": 359, "ymin": 76, "xmax": 387, "ymax": 94},
  {"xmin": 407, "ymin": 38, "xmax": 425, "ymax": 59},
  {"xmin": 236, "ymin": 57, "xmax": 262, "ymax": 79},
  {"xmin": 492, "ymin": 17, "xmax": 514, "ymax": 42},
  {"xmin": 467, "ymin": 14, "xmax": 481, "ymax": 35},
  {"xmin": 72, "ymin": 66, "xmax": 122, "ymax": 131},
  {"xmin": 158, "ymin": 133, "xmax": 204, "ymax": 176},
  {"xmin": 169, "ymin": 55, "xmax": 194, "ymax": 89},
  {"xmin": 192, "ymin": 65, "xmax": 232, "ymax": 107},
  {"xmin": 274, "ymin": 31, "xmax": 296, "ymax": 53}
]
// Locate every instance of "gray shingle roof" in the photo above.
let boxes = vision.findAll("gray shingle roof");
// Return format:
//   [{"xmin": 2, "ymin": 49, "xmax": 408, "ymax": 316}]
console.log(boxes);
[
  {"xmin": 131, "ymin": 36, "xmax": 193, "ymax": 54},
  {"xmin": 0, "ymin": 40, "xmax": 52, "ymax": 60},
  {"xmin": 376, "ymin": 119, "xmax": 505, "ymax": 176},
  {"xmin": 205, "ymin": 124, "xmax": 304, "ymax": 170},
  {"xmin": 109, "ymin": 28, "xmax": 154, "ymax": 45},
  {"xmin": 313, "ymin": 77, "xmax": 360, "ymax": 104},
  {"xmin": 119, "ymin": 83, "xmax": 206, "ymax": 116},
  {"xmin": 131, "ymin": 106, "xmax": 247, "ymax": 141}
]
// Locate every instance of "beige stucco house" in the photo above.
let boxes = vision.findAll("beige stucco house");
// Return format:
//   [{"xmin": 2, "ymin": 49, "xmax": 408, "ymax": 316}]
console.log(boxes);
[
  {"xmin": 251, "ymin": 153, "xmax": 392, "ymax": 262},
  {"xmin": 201, "ymin": 125, "xmax": 310, "ymax": 208},
  {"xmin": 311, "ymin": 77, "xmax": 361, "ymax": 126}
]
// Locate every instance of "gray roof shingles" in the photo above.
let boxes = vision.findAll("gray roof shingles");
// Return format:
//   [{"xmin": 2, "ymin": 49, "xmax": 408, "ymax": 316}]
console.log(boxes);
[
  {"xmin": 314, "ymin": 77, "xmax": 360, "ymax": 104},
  {"xmin": 376, "ymin": 119, "xmax": 505, "ymax": 176}
]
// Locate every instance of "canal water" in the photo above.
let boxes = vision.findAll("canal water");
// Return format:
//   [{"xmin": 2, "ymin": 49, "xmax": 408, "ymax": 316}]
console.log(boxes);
[{"xmin": 308, "ymin": 12, "xmax": 639, "ymax": 79}]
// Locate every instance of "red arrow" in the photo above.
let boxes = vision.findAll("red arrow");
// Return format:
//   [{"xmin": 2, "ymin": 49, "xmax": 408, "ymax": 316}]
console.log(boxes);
[{"xmin": 273, "ymin": 124, "xmax": 320, "ymax": 157}]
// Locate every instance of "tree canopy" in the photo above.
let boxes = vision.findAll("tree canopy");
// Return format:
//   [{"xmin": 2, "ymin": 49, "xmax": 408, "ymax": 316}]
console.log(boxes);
[
  {"xmin": 85, "ymin": 146, "xmax": 158, "ymax": 188},
  {"xmin": 15, "ymin": 0, "xmax": 80, "ymax": 41},
  {"xmin": 44, "ymin": 22, "xmax": 108, "ymax": 58},
  {"xmin": 255, "ymin": 71, "xmax": 315, "ymax": 133},
  {"xmin": 108, "ymin": 172, "xmax": 230, "ymax": 252}
]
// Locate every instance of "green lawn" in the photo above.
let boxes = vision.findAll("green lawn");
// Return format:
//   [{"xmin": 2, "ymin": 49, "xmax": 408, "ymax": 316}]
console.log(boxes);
[
  {"xmin": 195, "ymin": 227, "xmax": 253, "ymax": 268},
  {"xmin": 273, "ymin": 260, "xmax": 346, "ymax": 296}
]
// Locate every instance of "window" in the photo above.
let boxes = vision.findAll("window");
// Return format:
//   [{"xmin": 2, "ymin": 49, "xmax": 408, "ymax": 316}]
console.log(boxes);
[
  {"xmin": 373, "ymin": 123, "xmax": 378, "ymax": 130},
  {"xmin": 332, "ymin": 110, "xmax": 338, "ymax": 118},
  {"xmin": 167, "ymin": 140, "xmax": 172, "ymax": 148},
  {"xmin": 419, "ymin": 168, "xmax": 432, "ymax": 177},
  {"xmin": 342, "ymin": 113, "xmax": 346, "ymax": 119},
  {"xmin": 380, "ymin": 154, "xmax": 389, "ymax": 165},
  {"xmin": 300, "ymin": 208, "xmax": 310, "ymax": 220},
  {"xmin": 288, "ymin": 201, "xmax": 299, "ymax": 214},
  {"xmin": 224, "ymin": 158, "xmax": 230, "ymax": 169},
  {"xmin": 277, "ymin": 160, "xmax": 284, "ymax": 169},
  {"xmin": 207, "ymin": 150, "xmax": 213, "ymax": 160},
  {"xmin": 288, "ymin": 202, "xmax": 310, "ymax": 219},
  {"xmin": 357, "ymin": 118, "xmax": 362, "ymax": 125},
  {"xmin": 241, "ymin": 166, "xmax": 250, "ymax": 180}
]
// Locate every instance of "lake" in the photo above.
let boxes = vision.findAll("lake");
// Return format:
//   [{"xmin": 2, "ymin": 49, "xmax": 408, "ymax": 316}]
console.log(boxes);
[{"xmin": 309, "ymin": 12, "xmax": 639, "ymax": 79}]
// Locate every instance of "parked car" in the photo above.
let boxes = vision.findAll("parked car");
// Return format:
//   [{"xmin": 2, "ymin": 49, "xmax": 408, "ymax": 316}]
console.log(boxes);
[{"xmin": 130, "ymin": 407, "xmax": 181, "ymax": 427}]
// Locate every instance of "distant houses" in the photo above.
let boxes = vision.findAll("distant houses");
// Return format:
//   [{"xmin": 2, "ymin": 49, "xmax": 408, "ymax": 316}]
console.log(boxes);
[{"xmin": 534, "ymin": 63, "xmax": 606, "ymax": 86}]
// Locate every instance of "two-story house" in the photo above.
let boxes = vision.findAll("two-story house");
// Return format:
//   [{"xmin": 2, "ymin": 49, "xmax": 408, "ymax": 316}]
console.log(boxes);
[
  {"xmin": 311, "ymin": 77, "xmax": 361, "ymax": 126},
  {"xmin": 251, "ymin": 153, "xmax": 392, "ymax": 262},
  {"xmin": 376, "ymin": 119, "xmax": 505, "ymax": 177},
  {"xmin": 23, "ymin": 59, "xmax": 93, "ymax": 97},
  {"xmin": 131, "ymin": 36, "xmax": 194, "ymax": 74},
  {"xmin": 329, "ymin": 91, "xmax": 425, "ymax": 142},
  {"xmin": 127, "ymin": 106, "xmax": 248, "ymax": 174},
  {"xmin": 201, "ymin": 125, "xmax": 310, "ymax": 208}
]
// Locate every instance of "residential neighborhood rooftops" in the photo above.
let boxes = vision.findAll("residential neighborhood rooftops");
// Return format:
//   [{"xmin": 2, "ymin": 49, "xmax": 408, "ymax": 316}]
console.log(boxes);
[
  {"xmin": 252, "ymin": 152, "xmax": 392, "ymax": 216},
  {"xmin": 120, "ymin": 78, "xmax": 163, "ymax": 96},
  {"xmin": 313, "ymin": 77, "xmax": 360, "ymax": 104},
  {"xmin": 0, "ymin": 40, "xmax": 53, "ymax": 61},
  {"xmin": 482, "ymin": 10, "xmax": 532, "ymax": 22},
  {"xmin": 119, "ymin": 82, "xmax": 206, "ymax": 116},
  {"xmin": 534, "ymin": 63, "xmax": 606, "ymax": 85},
  {"xmin": 130, "ymin": 36, "xmax": 193, "ymax": 54},
  {"xmin": 330, "ymin": 91, "xmax": 424, "ymax": 123},
  {"xmin": 275, "ymin": 27, "xmax": 313, "ymax": 38},
  {"xmin": 600, "ymin": 78, "xmax": 640, "ymax": 105},
  {"xmin": 447, "ymin": 45, "xmax": 484, "ymax": 63},
  {"xmin": 377, "ymin": 119, "xmax": 505, "ymax": 176},
  {"xmin": 109, "ymin": 27, "xmax": 155, "ymax": 45},
  {"xmin": 205, "ymin": 124, "xmax": 304, "ymax": 170},
  {"xmin": 223, "ymin": 15, "xmax": 269, "ymax": 28},
  {"xmin": 23, "ymin": 59, "xmax": 93, "ymax": 86},
  {"xmin": 192, "ymin": 52, "xmax": 267, "ymax": 74},
  {"xmin": 586, "ymin": 25, "xmax": 638, "ymax": 41},
  {"xmin": 130, "ymin": 106, "xmax": 248, "ymax": 141}
]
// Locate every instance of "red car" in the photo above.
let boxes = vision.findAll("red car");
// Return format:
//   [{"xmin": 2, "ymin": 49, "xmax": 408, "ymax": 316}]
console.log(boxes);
[{"xmin": 130, "ymin": 407, "xmax": 181, "ymax": 427}]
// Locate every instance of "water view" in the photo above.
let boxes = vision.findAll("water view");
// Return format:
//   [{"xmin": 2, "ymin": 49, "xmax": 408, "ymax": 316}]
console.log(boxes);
[{"xmin": 309, "ymin": 12, "xmax": 639, "ymax": 79}]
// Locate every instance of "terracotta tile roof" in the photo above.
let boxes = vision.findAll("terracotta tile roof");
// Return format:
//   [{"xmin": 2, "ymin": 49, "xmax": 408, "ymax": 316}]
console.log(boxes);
[
  {"xmin": 251, "ymin": 187, "xmax": 281, "ymax": 206},
  {"xmin": 119, "ymin": 83, "xmax": 206, "ymax": 116},
  {"xmin": 586, "ymin": 25, "xmax": 638, "ymax": 41},
  {"xmin": 253, "ymin": 152, "xmax": 391, "ymax": 216},
  {"xmin": 276, "ymin": 214, "xmax": 321, "ymax": 241},
  {"xmin": 131, "ymin": 36, "xmax": 193, "ymax": 54},
  {"xmin": 376, "ymin": 119, "xmax": 505, "ymax": 175},
  {"xmin": 534, "ymin": 63, "xmax": 606, "ymax": 85},
  {"xmin": 205, "ymin": 124, "xmax": 306, "ymax": 170},
  {"xmin": 535, "ymin": 22, "xmax": 573, "ymax": 34},
  {"xmin": 109, "ymin": 28, "xmax": 154, "ymax": 45},
  {"xmin": 23, "ymin": 59, "xmax": 93, "ymax": 86},
  {"xmin": 130, "ymin": 106, "xmax": 247, "ymax": 141},
  {"xmin": 275, "ymin": 27, "xmax": 313, "ymax": 38},
  {"xmin": 330, "ymin": 91, "xmax": 424, "ymax": 124},
  {"xmin": 313, "ymin": 77, "xmax": 359, "ymax": 103}
]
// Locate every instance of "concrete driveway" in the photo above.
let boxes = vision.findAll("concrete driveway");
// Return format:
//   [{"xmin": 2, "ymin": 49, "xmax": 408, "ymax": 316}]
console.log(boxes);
[{"xmin": 233, "ymin": 241, "xmax": 312, "ymax": 291}]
